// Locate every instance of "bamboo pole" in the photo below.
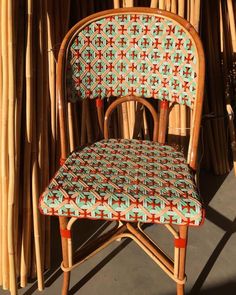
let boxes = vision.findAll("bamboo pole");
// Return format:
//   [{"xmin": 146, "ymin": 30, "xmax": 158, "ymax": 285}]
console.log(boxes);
[
  {"xmin": 178, "ymin": 0, "xmax": 185, "ymax": 17},
  {"xmin": 1, "ymin": 0, "xmax": 10, "ymax": 289},
  {"xmin": 150, "ymin": 0, "xmax": 158, "ymax": 8},
  {"xmin": 159, "ymin": 0, "xmax": 165, "ymax": 9},
  {"xmin": 20, "ymin": 0, "xmax": 33, "ymax": 287},
  {"xmin": 7, "ymin": 0, "xmax": 17, "ymax": 293},
  {"xmin": 227, "ymin": 0, "xmax": 236, "ymax": 52},
  {"xmin": 171, "ymin": 0, "xmax": 177, "ymax": 13},
  {"xmin": 113, "ymin": 0, "xmax": 120, "ymax": 8}
]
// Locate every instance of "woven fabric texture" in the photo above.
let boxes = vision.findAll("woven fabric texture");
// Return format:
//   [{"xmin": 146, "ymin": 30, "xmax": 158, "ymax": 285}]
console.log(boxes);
[
  {"xmin": 68, "ymin": 13, "xmax": 198, "ymax": 107},
  {"xmin": 39, "ymin": 139, "xmax": 204, "ymax": 226}
]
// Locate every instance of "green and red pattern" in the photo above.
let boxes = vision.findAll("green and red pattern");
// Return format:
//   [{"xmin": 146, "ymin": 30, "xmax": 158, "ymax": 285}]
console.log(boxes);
[
  {"xmin": 68, "ymin": 13, "xmax": 198, "ymax": 107},
  {"xmin": 39, "ymin": 139, "xmax": 204, "ymax": 226}
]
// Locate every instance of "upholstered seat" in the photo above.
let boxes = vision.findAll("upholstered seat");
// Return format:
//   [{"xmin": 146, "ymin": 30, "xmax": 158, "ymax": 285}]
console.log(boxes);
[{"xmin": 39, "ymin": 139, "xmax": 204, "ymax": 225}]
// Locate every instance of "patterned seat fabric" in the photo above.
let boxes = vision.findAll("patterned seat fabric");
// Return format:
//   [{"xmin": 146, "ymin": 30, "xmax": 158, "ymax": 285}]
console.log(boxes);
[{"xmin": 39, "ymin": 139, "xmax": 204, "ymax": 226}]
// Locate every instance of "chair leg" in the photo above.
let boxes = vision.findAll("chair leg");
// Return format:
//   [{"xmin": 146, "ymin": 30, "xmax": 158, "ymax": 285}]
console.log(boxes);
[
  {"xmin": 176, "ymin": 225, "xmax": 188, "ymax": 295},
  {"xmin": 59, "ymin": 217, "xmax": 71, "ymax": 295}
]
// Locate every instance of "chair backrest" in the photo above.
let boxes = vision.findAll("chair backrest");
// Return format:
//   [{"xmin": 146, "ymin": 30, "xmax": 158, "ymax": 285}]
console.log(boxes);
[{"xmin": 57, "ymin": 8, "xmax": 205, "ymax": 169}]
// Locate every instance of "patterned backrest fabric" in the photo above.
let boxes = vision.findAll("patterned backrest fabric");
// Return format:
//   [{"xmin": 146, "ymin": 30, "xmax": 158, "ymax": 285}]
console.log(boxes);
[{"xmin": 67, "ymin": 13, "xmax": 199, "ymax": 108}]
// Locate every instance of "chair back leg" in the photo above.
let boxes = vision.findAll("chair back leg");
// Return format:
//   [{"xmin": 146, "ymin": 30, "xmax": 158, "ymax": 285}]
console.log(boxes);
[
  {"xmin": 176, "ymin": 225, "xmax": 188, "ymax": 295},
  {"xmin": 59, "ymin": 216, "xmax": 71, "ymax": 295}
]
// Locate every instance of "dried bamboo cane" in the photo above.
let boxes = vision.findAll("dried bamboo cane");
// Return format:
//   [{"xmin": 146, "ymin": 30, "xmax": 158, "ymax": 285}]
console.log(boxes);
[
  {"xmin": 227, "ymin": 0, "xmax": 236, "ymax": 52},
  {"xmin": 1, "ymin": 0, "xmax": 10, "ymax": 290},
  {"xmin": 150, "ymin": 0, "xmax": 158, "ymax": 8},
  {"xmin": 178, "ymin": 0, "xmax": 185, "ymax": 17},
  {"xmin": 113, "ymin": 0, "xmax": 120, "ymax": 8},
  {"xmin": 166, "ymin": 0, "xmax": 171, "ymax": 11},
  {"xmin": 193, "ymin": 0, "xmax": 201, "ymax": 31},
  {"xmin": 20, "ymin": 0, "xmax": 33, "ymax": 287},
  {"xmin": 81, "ymin": 101, "xmax": 87, "ymax": 146},
  {"xmin": 123, "ymin": 0, "xmax": 133, "ymax": 7},
  {"xmin": 159, "ymin": 0, "xmax": 165, "ymax": 10},
  {"xmin": 68, "ymin": 103, "xmax": 76, "ymax": 151},
  {"xmin": 7, "ymin": 0, "xmax": 17, "ymax": 293},
  {"xmin": 171, "ymin": 0, "xmax": 177, "ymax": 13}
]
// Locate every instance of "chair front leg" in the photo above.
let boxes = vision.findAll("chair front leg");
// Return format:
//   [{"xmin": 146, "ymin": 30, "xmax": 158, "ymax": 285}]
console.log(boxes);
[
  {"xmin": 176, "ymin": 225, "xmax": 188, "ymax": 295},
  {"xmin": 59, "ymin": 216, "xmax": 71, "ymax": 295}
]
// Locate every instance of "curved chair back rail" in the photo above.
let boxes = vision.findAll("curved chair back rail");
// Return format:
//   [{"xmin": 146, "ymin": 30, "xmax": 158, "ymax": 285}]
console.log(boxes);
[
  {"xmin": 104, "ymin": 95, "xmax": 159, "ymax": 141},
  {"xmin": 57, "ymin": 7, "xmax": 205, "ymax": 170}
]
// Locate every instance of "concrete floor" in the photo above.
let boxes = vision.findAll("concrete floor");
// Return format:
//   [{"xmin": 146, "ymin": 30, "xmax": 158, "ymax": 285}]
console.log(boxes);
[{"xmin": 3, "ymin": 169, "xmax": 236, "ymax": 295}]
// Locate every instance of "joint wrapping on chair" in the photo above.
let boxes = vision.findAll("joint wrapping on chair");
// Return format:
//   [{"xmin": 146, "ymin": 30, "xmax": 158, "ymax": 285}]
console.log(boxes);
[
  {"xmin": 174, "ymin": 238, "xmax": 186, "ymax": 248},
  {"xmin": 60, "ymin": 228, "xmax": 71, "ymax": 239},
  {"xmin": 96, "ymin": 98, "xmax": 103, "ymax": 108},
  {"xmin": 160, "ymin": 100, "xmax": 169, "ymax": 110},
  {"xmin": 60, "ymin": 158, "xmax": 66, "ymax": 166}
]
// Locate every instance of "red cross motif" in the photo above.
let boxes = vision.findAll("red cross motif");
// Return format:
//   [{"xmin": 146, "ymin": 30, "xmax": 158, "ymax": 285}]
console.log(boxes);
[
  {"xmin": 182, "ymin": 95, "xmax": 189, "ymax": 103},
  {"xmin": 85, "ymin": 76, "xmax": 92, "ymax": 84},
  {"xmin": 118, "ymin": 14, "xmax": 128, "ymax": 21},
  {"xmin": 107, "ymin": 87, "xmax": 114, "ymax": 96},
  {"xmin": 172, "ymin": 92, "xmax": 179, "ymax": 102},
  {"xmin": 118, "ymin": 62, "xmax": 125, "ymax": 71},
  {"xmin": 162, "ymin": 65, "xmax": 170, "ymax": 75},
  {"xmin": 85, "ymin": 89, "xmax": 92, "ymax": 96},
  {"xmin": 66, "ymin": 208, "xmax": 72, "ymax": 217},
  {"xmin": 141, "ymin": 63, "xmax": 148, "ymax": 72},
  {"xmin": 85, "ymin": 63, "xmax": 91, "ymax": 71},
  {"xmin": 167, "ymin": 25, "xmax": 175, "ymax": 35},
  {"xmin": 144, "ymin": 15, "xmax": 151, "ymax": 22},
  {"xmin": 106, "ymin": 63, "xmax": 114, "ymax": 71},
  {"xmin": 96, "ymin": 88, "xmax": 102, "ymax": 96},
  {"xmin": 118, "ymin": 50, "xmax": 126, "ymax": 59},
  {"xmin": 97, "ymin": 50, "xmax": 102, "ymax": 59},
  {"xmin": 131, "ymin": 14, "xmax": 139, "ymax": 21},
  {"xmin": 140, "ymin": 51, "xmax": 148, "ymax": 59},
  {"xmin": 139, "ymin": 76, "xmax": 147, "ymax": 84},
  {"xmin": 172, "ymin": 80, "xmax": 179, "ymax": 90},
  {"xmin": 141, "ymin": 38, "xmax": 150, "ymax": 47},
  {"xmin": 128, "ymin": 76, "xmax": 136, "ymax": 83},
  {"xmin": 183, "ymin": 67, "xmax": 191, "ymax": 78},
  {"xmin": 141, "ymin": 88, "xmax": 147, "ymax": 96},
  {"xmin": 106, "ymin": 24, "xmax": 115, "ymax": 34},
  {"xmin": 176, "ymin": 39, "xmax": 183, "ymax": 50},
  {"xmin": 154, "ymin": 26, "xmax": 163, "ymax": 35},
  {"xmin": 85, "ymin": 50, "xmax": 92, "ymax": 59},
  {"xmin": 106, "ymin": 50, "xmax": 115, "ymax": 59},
  {"xmin": 174, "ymin": 53, "xmax": 182, "ymax": 63},
  {"xmin": 178, "ymin": 28, "xmax": 185, "ymax": 35},
  {"xmin": 186, "ymin": 40, "xmax": 193, "ymax": 50},
  {"xmin": 162, "ymin": 78, "xmax": 168, "ymax": 87},
  {"xmin": 95, "ymin": 23, "xmax": 102, "ymax": 33},
  {"xmin": 150, "ymin": 52, "xmax": 159, "ymax": 61},
  {"xmin": 118, "ymin": 37, "xmax": 127, "ymax": 47},
  {"xmin": 107, "ymin": 37, "xmax": 114, "ymax": 46},
  {"xmin": 129, "ymin": 63, "xmax": 137, "ymax": 71},
  {"xmin": 163, "ymin": 52, "xmax": 171, "ymax": 61},
  {"xmin": 130, "ymin": 25, "xmax": 138, "ymax": 34},
  {"xmin": 133, "ymin": 212, "xmax": 144, "ymax": 222},
  {"xmin": 118, "ymin": 87, "xmax": 125, "ymax": 96},
  {"xmin": 95, "ymin": 37, "xmax": 103, "ymax": 47},
  {"xmin": 131, "ymin": 38, "xmax": 138, "ymax": 46},
  {"xmin": 150, "ymin": 77, "xmax": 158, "ymax": 85},
  {"xmin": 74, "ymin": 51, "xmax": 80, "ymax": 58},
  {"xmin": 84, "ymin": 26, "xmax": 91, "ymax": 34},
  {"xmin": 85, "ymin": 37, "xmax": 91, "ymax": 46},
  {"xmin": 130, "ymin": 51, "xmax": 137, "ymax": 59},
  {"xmin": 151, "ymin": 65, "xmax": 159, "ymax": 74},
  {"xmin": 48, "ymin": 195, "xmax": 57, "ymax": 202},
  {"xmin": 173, "ymin": 65, "xmax": 180, "ymax": 76},
  {"xmin": 118, "ymin": 75, "xmax": 125, "ymax": 83},
  {"xmin": 129, "ymin": 87, "xmax": 136, "ymax": 95},
  {"xmin": 143, "ymin": 25, "xmax": 150, "ymax": 34},
  {"xmin": 96, "ymin": 62, "xmax": 103, "ymax": 72},
  {"xmin": 153, "ymin": 38, "xmax": 162, "ymax": 48},
  {"xmin": 185, "ymin": 53, "xmax": 193, "ymax": 63},
  {"xmin": 106, "ymin": 74, "xmax": 114, "ymax": 84},
  {"xmin": 165, "ymin": 39, "xmax": 173, "ymax": 49},
  {"xmin": 149, "ymin": 215, "xmax": 160, "ymax": 223},
  {"xmin": 151, "ymin": 89, "xmax": 158, "ymax": 97},
  {"xmin": 183, "ymin": 81, "xmax": 190, "ymax": 91},
  {"xmin": 118, "ymin": 25, "xmax": 127, "ymax": 34},
  {"xmin": 112, "ymin": 198, "xmax": 126, "ymax": 206},
  {"xmin": 162, "ymin": 91, "xmax": 168, "ymax": 100}
]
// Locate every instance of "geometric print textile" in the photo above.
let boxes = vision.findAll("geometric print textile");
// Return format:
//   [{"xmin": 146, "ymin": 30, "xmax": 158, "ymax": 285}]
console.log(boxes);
[
  {"xmin": 68, "ymin": 13, "xmax": 198, "ymax": 108},
  {"xmin": 39, "ymin": 139, "xmax": 204, "ymax": 226}
]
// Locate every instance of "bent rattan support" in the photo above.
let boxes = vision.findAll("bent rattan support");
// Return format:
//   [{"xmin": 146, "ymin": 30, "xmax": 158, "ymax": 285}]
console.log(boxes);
[{"xmin": 60, "ymin": 220, "xmax": 187, "ymax": 294}]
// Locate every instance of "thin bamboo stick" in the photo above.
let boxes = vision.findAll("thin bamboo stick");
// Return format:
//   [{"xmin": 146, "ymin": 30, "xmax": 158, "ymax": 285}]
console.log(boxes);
[
  {"xmin": 20, "ymin": 0, "xmax": 33, "ymax": 287},
  {"xmin": 171, "ymin": 0, "xmax": 177, "ymax": 13},
  {"xmin": 113, "ymin": 0, "xmax": 120, "ymax": 9},
  {"xmin": 7, "ymin": 0, "xmax": 17, "ymax": 293},
  {"xmin": 193, "ymin": 0, "xmax": 201, "ymax": 31},
  {"xmin": 178, "ymin": 0, "xmax": 185, "ymax": 17},
  {"xmin": 227, "ymin": 0, "xmax": 236, "ymax": 52},
  {"xmin": 1, "ymin": 0, "xmax": 10, "ymax": 289},
  {"xmin": 123, "ymin": 0, "xmax": 134, "ymax": 7},
  {"xmin": 150, "ymin": 0, "xmax": 158, "ymax": 8},
  {"xmin": 159, "ymin": 0, "xmax": 165, "ymax": 9},
  {"xmin": 166, "ymin": 0, "xmax": 171, "ymax": 11}
]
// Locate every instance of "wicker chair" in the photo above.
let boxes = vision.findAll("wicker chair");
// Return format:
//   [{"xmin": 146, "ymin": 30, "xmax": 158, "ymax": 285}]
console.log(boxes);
[{"xmin": 39, "ymin": 7, "xmax": 205, "ymax": 295}]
